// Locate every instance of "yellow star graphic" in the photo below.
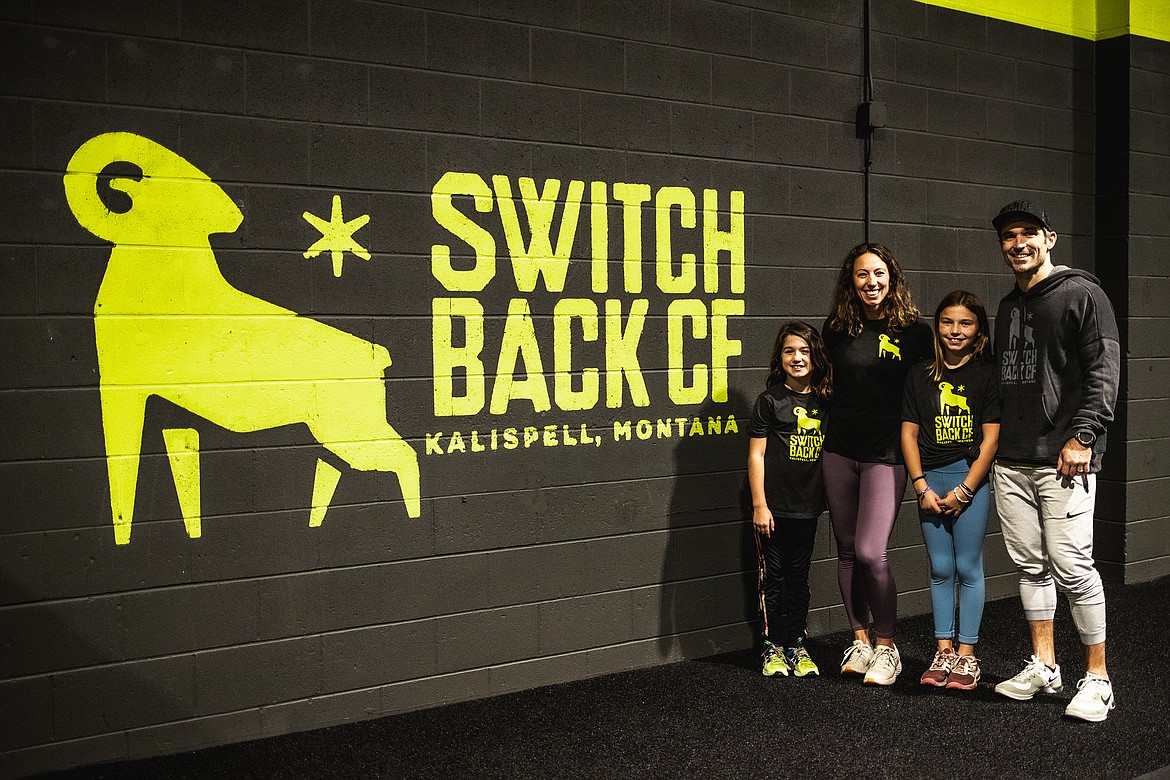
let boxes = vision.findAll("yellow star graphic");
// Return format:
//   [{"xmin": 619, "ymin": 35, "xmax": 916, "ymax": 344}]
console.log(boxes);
[{"xmin": 303, "ymin": 194, "xmax": 371, "ymax": 277}]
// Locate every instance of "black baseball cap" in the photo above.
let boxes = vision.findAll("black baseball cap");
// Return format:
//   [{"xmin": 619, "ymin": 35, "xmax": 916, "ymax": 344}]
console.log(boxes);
[{"xmin": 992, "ymin": 200, "xmax": 1052, "ymax": 233}]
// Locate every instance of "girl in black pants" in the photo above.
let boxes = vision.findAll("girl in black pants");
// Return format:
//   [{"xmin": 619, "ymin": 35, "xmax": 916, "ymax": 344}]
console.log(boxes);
[{"xmin": 747, "ymin": 321, "xmax": 833, "ymax": 677}]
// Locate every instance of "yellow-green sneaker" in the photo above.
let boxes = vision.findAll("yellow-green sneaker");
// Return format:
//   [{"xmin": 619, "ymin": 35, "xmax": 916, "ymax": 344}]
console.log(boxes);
[
  {"xmin": 786, "ymin": 644, "xmax": 820, "ymax": 677},
  {"xmin": 762, "ymin": 641, "xmax": 790, "ymax": 677}
]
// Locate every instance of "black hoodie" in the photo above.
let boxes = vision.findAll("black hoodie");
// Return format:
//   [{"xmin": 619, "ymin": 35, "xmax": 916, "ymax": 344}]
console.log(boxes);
[{"xmin": 994, "ymin": 266, "xmax": 1120, "ymax": 472}]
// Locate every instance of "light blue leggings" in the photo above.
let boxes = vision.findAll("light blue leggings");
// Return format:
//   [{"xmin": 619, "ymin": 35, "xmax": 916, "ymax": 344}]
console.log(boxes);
[{"xmin": 919, "ymin": 460, "xmax": 989, "ymax": 646}]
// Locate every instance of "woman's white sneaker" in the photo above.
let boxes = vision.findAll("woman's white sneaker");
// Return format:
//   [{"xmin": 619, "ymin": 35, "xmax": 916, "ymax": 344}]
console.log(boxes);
[
  {"xmin": 840, "ymin": 640, "xmax": 875, "ymax": 675},
  {"xmin": 1064, "ymin": 673, "xmax": 1115, "ymax": 722},
  {"xmin": 863, "ymin": 644, "xmax": 902, "ymax": 685}
]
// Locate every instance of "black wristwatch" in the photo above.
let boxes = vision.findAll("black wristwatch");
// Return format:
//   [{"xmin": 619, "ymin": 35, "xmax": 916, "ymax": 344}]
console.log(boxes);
[{"xmin": 1074, "ymin": 430, "xmax": 1096, "ymax": 447}]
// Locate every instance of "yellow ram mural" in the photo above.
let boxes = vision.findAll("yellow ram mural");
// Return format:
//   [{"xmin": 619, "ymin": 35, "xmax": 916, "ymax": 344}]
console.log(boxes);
[{"xmin": 63, "ymin": 132, "xmax": 421, "ymax": 545}]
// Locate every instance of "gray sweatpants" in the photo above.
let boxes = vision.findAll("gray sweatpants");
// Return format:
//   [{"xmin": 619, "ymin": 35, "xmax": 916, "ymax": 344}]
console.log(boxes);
[{"xmin": 991, "ymin": 463, "xmax": 1107, "ymax": 646}]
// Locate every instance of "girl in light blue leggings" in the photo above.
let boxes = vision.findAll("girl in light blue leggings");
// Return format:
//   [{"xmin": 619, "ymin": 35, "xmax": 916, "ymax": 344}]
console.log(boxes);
[{"xmin": 901, "ymin": 290, "xmax": 1001, "ymax": 691}]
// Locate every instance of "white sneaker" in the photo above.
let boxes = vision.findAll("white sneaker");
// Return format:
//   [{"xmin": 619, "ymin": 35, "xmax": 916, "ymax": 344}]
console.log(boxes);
[
  {"xmin": 864, "ymin": 644, "xmax": 902, "ymax": 685},
  {"xmin": 994, "ymin": 655, "xmax": 1063, "ymax": 701},
  {"xmin": 1064, "ymin": 673, "xmax": 1115, "ymax": 722},
  {"xmin": 840, "ymin": 640, "xmax": 874, "ymax": 676}
]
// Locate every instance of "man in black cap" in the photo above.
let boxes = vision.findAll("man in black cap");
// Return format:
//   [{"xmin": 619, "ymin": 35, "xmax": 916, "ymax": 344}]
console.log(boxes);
[{"xmin": 989, "ymin": 200, "xmax": 1121, "ymax": 721}]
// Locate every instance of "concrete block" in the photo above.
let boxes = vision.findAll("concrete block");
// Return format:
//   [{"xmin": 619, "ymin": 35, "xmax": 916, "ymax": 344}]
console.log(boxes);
[
  {"xmin": 708, "ymin": 158, "xmax": 790, "ymax": 216},
  {"xmin": 927, "ymin": 90, "xmax": 987, "ymax": 140},
  {"xmin": 791, "ymin": 68, "xmax": 857, "ymax": 123},
  {"xmin": 38, "ymin": 521, "xmax": 195, "ymax": 599},
  {"xmin": 0, "ymin": 97, "xmax": 33, "ymax": 169},
  {"xmin": 670, "ymin": 0, "xmax": 752, "ymax": 56},
  {"xmin": 871, "ymin": 0, "xmax": 926, "ymax": 37},
  {"xmin": 108, "ymin": 38, "xmax": 245, "ymax": 113},
  {"xmin": 927, "ymin": 180, "xmax": 991, "ymax": 229},
  {"xmin": 32, "ymin": 0, "xmax": 177, "ymax": 35},
  {"xmin": 626, "ymin": 42, "xmax": 712, "ymax": 103},
  {"xmin": 380, "ymin": 667, "xmax": 492, "ymax": 716},
  {"xmin": 986, "ymin": 17, "xmax": 1043, "ymax": 60},
  {"xmin": 479, "ymin": 0, "xmax": 576, "ymax": 28},
  {"xmin": 126, "ymin": 708, "xmax": 262, "ymax": 760},
  {"xmin": 246, "ymin": 52, "xmax": 368, "ymax": 125},
  {"xmin": 957, "ymin": 50, "xmax": 1018, "ymax": 100},
  {"xmin": 320, "ymin": 620, "xmax": 435, "ymax": 692},
  {"xmin": 0, "ymin": 674, "xmax": 52, "ymax": 751},
  {"xmin": 0, "ymin": 314, "xmax": 96, "ymax": 389},
  {"xmin": 34, "ymin": 245, "xmax": 105, "ymax": 315},
  {"xmin": 671, "ymin": 104, "xmax": 754, "ymax": 160},
  {"xmin": 955, "ymin": 138, "xmax": 1018, "ymax": 186},
  {"xmin": 926, "ymin": 3, "xmax": 987, "ymax": 48},
  {"xmin": 890, "ymin": 130, "xmax": 956, "ymax": 179},
  {"xmin": 180, "ymin": 0, "xmax": 309, "ymax": 54},
  {"xmin": 667, "ymin": 521, "xmax": 748, "ymax": 580},
  {"xmin": 310, "ymin": 0, "xmax": 424, "ymax": 66},
  {"xmin": 370, "ymin": 67, "xmax": 480, "ymax": 134},
  {"xmin": 258, "ymin": 687, "xmax": 381, "ymax": 737},
  {"xmin": 532, "ymin": 29, "xmax": 624, "ymax": 92},
  {"xmin": 753, "ymin": 112, "xmax": 828, "ymax": 166},
  {"xmin": 0, "ymin": 23, "xmax": 105, "ymax": 100},
  {"xmin": 1132, "ymin": 193, "xmax": 1170, "ymax": 238},
  {"xmin": 584, "ymin": 532, "xmax": 671, "ymax": 591},
  {"xmin": 1124, "ymin": 316, "xmax": 1170, "ymax": 360},
  {"xmin": 121, "ymin": 581, "xmax": 259, "ymax": 658},
  {"xmin": 1131, "ymin": 68, "xmax": 1170, "ymax": 115},
  {"xmin": 789, "ymin": 167, "xmax": 862, "ymax": 220},
  {"xmin": 426, "ymin": 135, "xmax": 532, "ymax": 182},
  {"xmin": 308, "ymin": 124, "xmax": 427, "ymax": 191},
  {"xmin": 485, "ymin": 540, "xmax": 593, "ymax": 604},
  {"xmin": 374, "ymin": 554, "xmax": 495, "ymax": 624},
  {"xmin": 896, "ymin": 38, "xmax": 958, "ymax": 91},
  {"xmin": 1015, "ymin": 60, "xmax": 1073, "ymax": 110},
  {"xmin": 426, "ymin": 13, "xmax": 529, "ymax": 80},
  {"xmin": 0, "ymin": 170, "xmax": 86, "ymax": 245},
  {"xmin": 489, "ymin": 650, "xmax": 594, "ymax": 696},
  {"xmin": 712, "ymin": 55, "xmax": 788, "ymax": 114},
  {"xmin": 0, "ymin": 245, "xmax": 35, "ymax": 319},
  {"xmin": 870, "ymin": 174, "xmax": 927, "ymax": 224},
  {"xmin": 179, "ymin": 113, "xmax": 309, "ymax": 185},
  {"xmin": 1122, "ymin": 556, "xmax": 1170, "ymax": 586},
  {"xmin": 481, "ymin": 81, "xmax": 580, "ymax": 144},
  {"xmin": 538, "ymin": 590, "xmax": 635, "ymax": 655},
  {"xmin": 195, "ymin": 636, "xmax": 322, "ymax": 714},
  {"xmin": 0, "ymin": 596, "xmax": 122, "ymax": 676},
  {"xmin": 435, "ymin": 604, "xmax": 540, "ymax": 673},
  {"xmin": 53, "ymin": 654, "xmax": 196, "ymax": 739},
  {"xmin": 826, "ymin": 16, "xmax": 865, "ymax": 76},
  {"xmin": 580, "ymin": 0, "xmax": 670, "ymax": 45},
  {"xmin": 530, "ymin": 144, "xmax": 629, "ymax": 185},
  {"xmin": 0, "ymin": 732, "xmax": 128, "ymax": 779},
  {"xmin": 751, "ymin": 13, "xmax": 827, "ymax": 69},
  {"xmin": 190, "ymin": 510, "xmax": 320, "ymax": 581},
  {"xmin": 873, "ymin": 81, "xmax": 929, "ymax": 131},
  {"xmin": 1131, "ymin": 152, "xmax": 1170, "ymax": 197},
  {"xmin": 1126, "ymin": 437, "xmax": 1170, "ymax": 481}
]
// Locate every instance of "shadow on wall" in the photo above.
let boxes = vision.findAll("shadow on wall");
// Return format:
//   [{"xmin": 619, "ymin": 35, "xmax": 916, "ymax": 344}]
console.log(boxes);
[{"xmin": 656, "ymin": 391, "xmax": 756, "ymax": 661}]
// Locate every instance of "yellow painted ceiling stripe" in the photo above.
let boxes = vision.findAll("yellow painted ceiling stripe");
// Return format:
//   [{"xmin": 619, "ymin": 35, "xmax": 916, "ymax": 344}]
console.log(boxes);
[{"xmin": 914, "ymin": 0, "xmax": 1170, "ymax": 43}]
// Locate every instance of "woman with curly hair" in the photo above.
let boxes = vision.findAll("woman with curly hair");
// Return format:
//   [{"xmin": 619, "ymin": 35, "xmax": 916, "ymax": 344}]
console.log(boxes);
[{"xmin": 821, "ymin": 243, "xmax": 933, "ymax": 685}]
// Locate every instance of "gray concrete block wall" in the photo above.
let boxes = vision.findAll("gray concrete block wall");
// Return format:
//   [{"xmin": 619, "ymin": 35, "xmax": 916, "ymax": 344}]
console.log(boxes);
[{"xmin": 0, "ymin": 2, "xmax": 1165, "ymax": 776}]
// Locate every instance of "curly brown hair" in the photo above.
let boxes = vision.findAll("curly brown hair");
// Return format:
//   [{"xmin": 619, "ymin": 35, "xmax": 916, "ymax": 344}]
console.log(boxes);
[
  {"xmin": 766, "ymin": 321, "xmax": 833, "ymax": 400},
  {"xmin": 826, "ymin": 243, "xmax": 920, "ymax": 337}
]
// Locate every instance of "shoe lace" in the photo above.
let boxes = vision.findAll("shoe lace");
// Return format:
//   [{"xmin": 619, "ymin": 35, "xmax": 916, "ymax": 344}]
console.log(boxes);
[
  {"xmin": 873, "ymin": 646, "xmax": 895, "ymax": 672},
  {"xmin": 794, "ymin": 646, "xmax": 811, "ymax": 664},
  {"xmin": 929, "ymin": 650, "xmax": 954, "ymax": 672},
  {"xmin": 952, "ymin": 655, "xmax": 977, "ymax": 676},
  {"xmin": 1076, "ymin": 673, "xmax": 1109, "ymax": 691}
]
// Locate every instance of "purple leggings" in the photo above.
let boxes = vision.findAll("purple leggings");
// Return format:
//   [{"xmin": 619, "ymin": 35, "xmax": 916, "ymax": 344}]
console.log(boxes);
[{"xmin": 823, "ymin": 452, "xmax": 906, "ymax": 639}]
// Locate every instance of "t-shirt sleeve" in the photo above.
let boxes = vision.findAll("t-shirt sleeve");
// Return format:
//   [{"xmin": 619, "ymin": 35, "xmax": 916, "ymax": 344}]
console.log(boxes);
[
  {"xmin": 902, "ymin": 363, "xmax": 923, "ymax": 423},
  {"xmin": 982, "ymin": 362, "xmax": 1002, "ymax": 423},
  {"xmin": 748, "ymin": 392, "xmax": 772, "ymax": 438}
]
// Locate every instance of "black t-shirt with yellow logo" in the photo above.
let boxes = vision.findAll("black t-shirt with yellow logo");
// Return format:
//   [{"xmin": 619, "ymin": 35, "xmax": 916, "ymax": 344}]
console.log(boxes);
[
  {"xmin": 902, "ymin": 357, "xmax": 1001, "ymax": 470},
  {"xmin": 822, "ymin": 317, "xmax": 934, "ymax": 464},
  {"xmin": 749, "ymin": 384, "xmax": 827, "ymax": 520}
]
